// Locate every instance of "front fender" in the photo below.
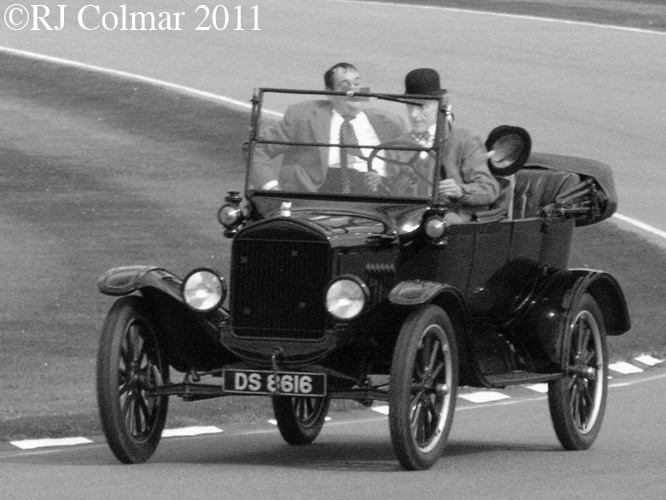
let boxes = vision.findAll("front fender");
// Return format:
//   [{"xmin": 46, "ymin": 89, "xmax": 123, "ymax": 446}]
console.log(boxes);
[
  {"xmin": 97, "ymin": 266, "xmax": 234, "ymax": 372},
  {"xmin": 388, "ymin": 280, "xmax": 480, "ymax": 385},
  {"xmin": 97, "ymin": 265, "xmax": 183, "ymax": 301},
  {"xmin": 515, "ymin": 269, "xmax": 630, "ymax": 365},
  {"xmin": 388, "ymin": 280, "xmax": 462, "ymax": 307}
]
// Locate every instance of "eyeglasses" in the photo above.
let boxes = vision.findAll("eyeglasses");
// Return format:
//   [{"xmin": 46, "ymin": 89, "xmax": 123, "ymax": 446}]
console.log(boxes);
[{"xmin": 334, "ymin": 79, "xmax": 361, "ymax": 91}]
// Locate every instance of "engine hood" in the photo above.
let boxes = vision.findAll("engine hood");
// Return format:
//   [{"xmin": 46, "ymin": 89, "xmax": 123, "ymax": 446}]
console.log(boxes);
[
  {"xmin": 291, "ymin": 210, "xmax": 385, "ymax": 237},
  {"xmin": 252, "ymin": 204, "xmax": 427, "ymax": 248}
]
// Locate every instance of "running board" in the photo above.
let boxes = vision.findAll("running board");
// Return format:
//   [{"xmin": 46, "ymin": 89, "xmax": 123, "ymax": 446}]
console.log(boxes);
[{"xmin": 484, "ymin": 371, "xmax": 562, "ymax": 388}]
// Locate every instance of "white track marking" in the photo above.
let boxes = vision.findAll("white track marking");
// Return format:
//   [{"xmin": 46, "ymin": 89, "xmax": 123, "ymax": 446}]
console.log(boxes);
[
  {"xmin": 609, "ymin": 361, "xmax": 644, "ymax": 374},
  {"xmin": 10, "ymin": 437, "xmax": 93, "ymax": 450},
  {"xmin": 162, "ymin": 426, "xmax": 223, "ymax": 437},
  {"xmin": 371, "ymin": 405, "xmax": 389, "ymax": 415},
  {"xmin": 635, "ymin": 355, "xmax": 664, "ymax": 366},
  {"xmin": 332, "ymin": 0, "xmax": 666, "ymax": 36},
  {"xmin": 460, "ymin": 391, "xmax": 511, "ymax": 403},
  {"xmin": 0, "ymin": 46, "xmax": 282, "ymax": 118},
  {"xmin": 524, "ymin": 383, "xmax": 549, "ymax": 393},
  {"xmin": 613, "ymin": 213, "xmax": 666, "ymax": 240},
  {"xmin": 3, "ymin": 369, "xmax": 665, "ymax": 455}
]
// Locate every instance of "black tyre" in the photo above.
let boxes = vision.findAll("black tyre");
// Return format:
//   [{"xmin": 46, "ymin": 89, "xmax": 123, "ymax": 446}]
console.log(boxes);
[
  {"xmin": 548, "ymin": 293, "xmax": 608, "ymax": 450},
  {"xmin": 388, "ymin": 305, "xmax": 458, "ymax": 470},
  {"xmin": 97, "ymin": 296, "xmax": 169, "ymax": 464},
  {"xmin": 272, "ymin": 396, "xmax": 330, "ymax": 445}
]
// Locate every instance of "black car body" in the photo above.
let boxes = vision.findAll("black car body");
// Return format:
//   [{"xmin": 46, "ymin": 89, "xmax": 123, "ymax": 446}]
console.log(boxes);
[{"xmin": 96, "ymin": 88, "xmax": 629, "ymax": 470}]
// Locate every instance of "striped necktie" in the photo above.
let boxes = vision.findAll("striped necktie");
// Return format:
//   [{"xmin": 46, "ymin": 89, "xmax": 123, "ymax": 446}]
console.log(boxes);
[{"xmin": 339, "ymin": 116, "xmax": 360, "ymax": 194}]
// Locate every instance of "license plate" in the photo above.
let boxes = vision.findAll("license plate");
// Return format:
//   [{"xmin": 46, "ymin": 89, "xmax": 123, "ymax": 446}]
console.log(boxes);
[{"xmin": 223, "ymin": 369, "xmax": 327, "ymax": 397}]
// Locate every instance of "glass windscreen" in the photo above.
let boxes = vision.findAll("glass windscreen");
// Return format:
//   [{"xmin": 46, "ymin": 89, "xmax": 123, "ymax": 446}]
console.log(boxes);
[{"xmin": 246, "ymin": 89, "xmax": 444, "ymax": 200}]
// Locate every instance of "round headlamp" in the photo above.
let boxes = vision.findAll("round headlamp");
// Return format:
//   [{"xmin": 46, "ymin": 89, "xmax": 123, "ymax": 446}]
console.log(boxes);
[
  {"xmin": 325, "ymin": 277, "xmax": 368, "ymax": 320},
  {"xmin": 183, "ymin": 268, "xmax": 227, "ymax": 313},
  {"xmin": 218, "ymin": 205, "xmax": 241, "ymax": 228},
  {"xmin": 425, "ymin": 216, "xmax": 448, "ymax": 240}
]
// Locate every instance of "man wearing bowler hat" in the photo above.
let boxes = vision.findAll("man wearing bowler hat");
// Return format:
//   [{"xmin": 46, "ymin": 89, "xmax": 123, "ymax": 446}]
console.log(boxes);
[{"xmin": 374, "ymin": 68, "xmax": 499, "ymax": 222}]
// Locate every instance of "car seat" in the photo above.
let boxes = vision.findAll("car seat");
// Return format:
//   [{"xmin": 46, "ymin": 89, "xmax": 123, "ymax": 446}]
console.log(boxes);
[{"xmin": 513, "ymin": 168, "xmax": 582, "ymax": 219}]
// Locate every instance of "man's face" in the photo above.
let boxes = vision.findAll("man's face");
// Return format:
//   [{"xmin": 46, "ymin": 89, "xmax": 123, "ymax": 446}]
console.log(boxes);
[
  {"xmin": 407, "ymin": 99, "xmax": 438, "ymax": 134},
  {"xmin": 329, "ymin": 68, "xmax": 364, "ymax": 116}
]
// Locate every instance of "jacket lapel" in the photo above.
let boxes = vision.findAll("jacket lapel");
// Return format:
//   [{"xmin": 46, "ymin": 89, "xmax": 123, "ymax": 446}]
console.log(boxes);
[
  {"xmin": 311, "ymin": 102, "xmax": 333, "ymax": 170},
  {"xmin": 367, "ymin": 111, "xmax": 394, "ymax": 142}
]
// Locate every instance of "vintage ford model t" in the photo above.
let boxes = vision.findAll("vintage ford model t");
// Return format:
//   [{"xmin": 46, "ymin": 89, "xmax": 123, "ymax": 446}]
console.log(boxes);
[{"xmin": 96, "ymin": 88, "xmax": 630, "ymax": 470}]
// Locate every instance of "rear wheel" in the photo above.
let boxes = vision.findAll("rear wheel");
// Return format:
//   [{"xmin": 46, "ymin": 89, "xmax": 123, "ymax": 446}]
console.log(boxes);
[
  {"xmin": 548, "ymin": 294, "xmax": 608, "ymax": 450},
  {"xmin": 97, "ymin": 296, "xmax": 169, "ymax": 464},
  {"xmin": 272, "ymin": 396, "xmax": 330, "ymax": 445},
  {"xmin": 388, "ymin": 305, "xmax": 458, "ymax": 470}
]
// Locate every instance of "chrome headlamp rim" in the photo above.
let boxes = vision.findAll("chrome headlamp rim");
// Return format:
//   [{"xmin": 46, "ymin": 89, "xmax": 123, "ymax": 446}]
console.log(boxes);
[
  {"xmin": 218, "ymin": 204, "xmax": 241, "ymax": 228},
  {"xmin": 424, "ymin": 215, "xmax": 448, "ymax": 240},
  {"xmin": 182, "ymin": 267, "xmax": 227, "ymax": 313},
  {"xmin": 325, "ymin": 275, "xmax": 369, "ymax": 321}
]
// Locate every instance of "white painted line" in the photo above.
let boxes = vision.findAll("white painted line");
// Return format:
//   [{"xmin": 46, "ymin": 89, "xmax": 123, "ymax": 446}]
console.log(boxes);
[
  {"xmin": 635, "ymin": 355, "xmax": 664, "ymax": 366},
  {"xmin": 609, "ymin": 362, "xmax": 644, "ymax": 375},
  {"xmin": 371, "ymin": 405, "xmax": 389, "ymax": 415},
  {"xmin": 333, "ymin": 0, "xmax": 666, "ymax": 36},
  {"xmin": 268, "ymin": 416, "xmax": 332, "ymax": 426},
  {"xmin": 613, "ymin": 214, "xmax": 666, "ymax": 240},
  {"xmin": 524, "ymin": 383, "xmax": 549, "ymax": 394},
  {"xmin": 460, "ymin": 391, "xmax": 511, "ymax": 403},
  {"xmin": 0, "ymin": 46, "xmax": 283, "ymax": 118},
  {"xmin": 10, "ymin": 437, "xmax": 93, "ymax": 450},
  {"xmin": 162, "ymin": 426, "xmax": 222, "ymax": 437}
]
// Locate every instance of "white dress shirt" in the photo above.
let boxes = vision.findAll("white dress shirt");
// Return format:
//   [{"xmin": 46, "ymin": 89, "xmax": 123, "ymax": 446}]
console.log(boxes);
[{"xmin": 328, "ymin": 110, "xmax": 386, "ymax": 176}]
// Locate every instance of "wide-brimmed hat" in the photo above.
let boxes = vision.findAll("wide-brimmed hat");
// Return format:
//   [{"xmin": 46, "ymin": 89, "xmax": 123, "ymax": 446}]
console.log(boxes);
[{"xmin": 404, "ymin": 68, "xmax": 445, "ymax": 96}]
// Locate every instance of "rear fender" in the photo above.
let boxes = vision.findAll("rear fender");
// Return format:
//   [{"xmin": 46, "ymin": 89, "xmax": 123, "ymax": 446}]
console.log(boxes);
[{"xmin": 515, "ymin": 269, "xmax": 630, "ymax": 366}]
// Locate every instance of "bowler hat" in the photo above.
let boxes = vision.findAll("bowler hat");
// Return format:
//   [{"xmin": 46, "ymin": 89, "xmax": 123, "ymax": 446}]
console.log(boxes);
[{"xmin": 404, "ymin": 68, "xmax": 445, "ymax": 96}]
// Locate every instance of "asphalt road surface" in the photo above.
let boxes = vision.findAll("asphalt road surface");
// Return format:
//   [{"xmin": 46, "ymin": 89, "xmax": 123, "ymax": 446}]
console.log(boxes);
[
  {"xmin": 2, "ymin": 0, "xmax": 666, "ymax": 231},
  {"xmin": 1, "ymin": 370, "xmax": 665, "ymax": 499},
  {"xmin": 2, "ymin": 0, "xmax": 666, "ymax": 497}
]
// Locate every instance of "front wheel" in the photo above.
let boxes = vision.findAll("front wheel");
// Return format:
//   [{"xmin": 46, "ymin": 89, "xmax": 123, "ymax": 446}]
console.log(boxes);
[
  {"xmin": 388, "ymin": 305, "xmax": 459, "ymax": 470},
  {"xmin": 548, "ymin": 294, "xmax": 608, "ymax": 450},
  {"xmin": 96, "ymin": 296, "xmax": 169, "ymax": 464},
  {"xmin": 272, "ymin": 396, "xmax": 330, "ymax": 445}
]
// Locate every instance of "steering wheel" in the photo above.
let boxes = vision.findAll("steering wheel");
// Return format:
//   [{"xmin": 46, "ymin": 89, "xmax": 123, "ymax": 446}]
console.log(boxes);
[{"xmin": 367, "ymin": 140, "xmax": 436, "ymax": 188}]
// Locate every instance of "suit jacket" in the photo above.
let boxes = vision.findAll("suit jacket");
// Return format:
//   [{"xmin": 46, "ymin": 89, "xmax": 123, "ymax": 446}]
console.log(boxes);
[
  {"xmin": 250, "ymin": 100, "xmax": 405, "ymax": 192},
  {"xmin": 387, "ymin": 127, "xmax": 499, "ymax": 220},
  {"xmin": 439, "ymin": 127, "xmax": 499, "ymax": 207}
]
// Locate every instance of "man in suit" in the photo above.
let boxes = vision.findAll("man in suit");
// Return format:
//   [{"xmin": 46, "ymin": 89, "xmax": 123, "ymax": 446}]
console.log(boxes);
[
  {"xmin": 369, "ymin": 68, "xmax": 499, "ymax": 222},
  {"xmin": 249, "ymin": 62, "xmax": 406, "ymax": 193}
]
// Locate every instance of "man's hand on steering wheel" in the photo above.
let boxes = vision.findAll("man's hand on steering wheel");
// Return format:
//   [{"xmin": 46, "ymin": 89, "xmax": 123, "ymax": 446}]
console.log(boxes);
[{"xmin": 367, "ymin": 140, "xmax": 436, "ymax": 195}]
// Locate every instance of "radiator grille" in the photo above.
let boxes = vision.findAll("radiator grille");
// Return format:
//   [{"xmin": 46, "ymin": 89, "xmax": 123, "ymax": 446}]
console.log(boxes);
[{"xmin": 230, "ymin": 226, "xmax": 331, "ymax": 340}]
